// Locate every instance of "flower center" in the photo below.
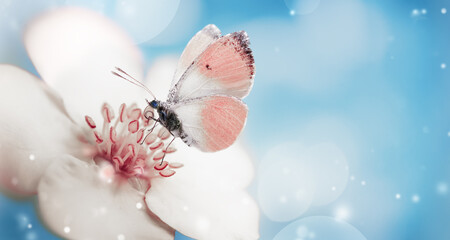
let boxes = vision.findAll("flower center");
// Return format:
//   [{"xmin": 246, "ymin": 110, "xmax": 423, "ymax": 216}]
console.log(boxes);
[{"xmin": 84, "ymin": 103, "xmax": 182, "ymax": 181}]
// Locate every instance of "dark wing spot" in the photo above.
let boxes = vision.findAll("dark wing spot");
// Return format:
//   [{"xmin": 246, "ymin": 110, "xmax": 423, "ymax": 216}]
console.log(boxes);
[{"xmin": 206, "ymin": 64, "xmax": 212, "ymax": 70}]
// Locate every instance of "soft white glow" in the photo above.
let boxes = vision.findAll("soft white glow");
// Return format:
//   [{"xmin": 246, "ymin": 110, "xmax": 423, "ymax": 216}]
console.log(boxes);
[
  {"xmin": 29, "ymin": 154, "xmax": 35, "ymax": 161},
  {"xmin": 114, "ymin": 0, "xmax": 180, "ymax": 43},
  {"xmin": 441, "ymin": 63, "xmax": 446, "ymax": 69},
  {"xmin": 395, "ymin": 193, "xmax": 401, "ymax": 199},
  {"xmin": 335, "ymin": 206, "xmax": 350, "ymax": 220},
  {"xmin": 136, "ymin": 202, "xmax": 143, "ymax": 209},
  {"xmin": 117, "ymin": 234, "xmax": 125, "ymax": 240},
  {"xmin": 437, "ymin": 182, "xmax": 448, "ymax": 195},
  {"xmin": 274, "ymin": 216, "xmax": 367, "ymax": 240},
  {"xmin": 258, "ymin": 142, "xmax": 349, "ymax": 221},
  {"xmin": 146, "ymin": 0, "xmax": 202, "ymax": 46},
  {"xmin": 411, "ymin": 194, "xmax": 420, "ymax": 203},
  {"xmin": 285, "ymin": 0, "xmax": 321, "ymax": 15},
  {"xmin": 64, "ymin": 226, "xmax": 71, "ymax": 233},
  {"xmin": 361, "ymin": 181, "xmax": 366, "ymax": 186},
  {"xmin": 196, "ymin": 217, "xmax": 210, "ymax": 232},
  {"xmin": 442, "ymin": 8, "xmax": 447, "ymax": 14},
  {"xmin": 258, "ymin": 143, "xmax": 314, "ymax": 221},
  {"xmin": 296, "ymin": 225, "xmax": 309, "ymax": 237}
]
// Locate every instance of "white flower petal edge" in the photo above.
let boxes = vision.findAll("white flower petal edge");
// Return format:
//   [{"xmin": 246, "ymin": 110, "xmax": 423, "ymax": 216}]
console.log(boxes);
[
  {"xmin": 24, "ymin": 7, "xmax": 145, "ymax": 125},
  {"xmin": 38, "ymin": 155, "xmax": 174, "ymax": 240},
  {"xmin": 0, "ymin": 64, "xmax": 83, "ymax": 196},
  {"xmin": 146, "ymin": 139, "xmax": 260, "ymax": 240}
]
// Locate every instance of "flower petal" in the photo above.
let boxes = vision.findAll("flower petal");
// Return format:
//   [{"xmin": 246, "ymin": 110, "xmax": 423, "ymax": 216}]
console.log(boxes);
[
  {"xmin": 24, "ymin": 7, "xmax": 145, "ymax": 124},
  {"xmin": 0, "ymin": 65, "xmax": 82, "ymax": 196},
  {"xmin": 145, "ymin": 139, "xmax": 259, "ymax": 240},
  {"xmin": 38, "ymin": 155, "xmax": 174, "ymax": 240}
]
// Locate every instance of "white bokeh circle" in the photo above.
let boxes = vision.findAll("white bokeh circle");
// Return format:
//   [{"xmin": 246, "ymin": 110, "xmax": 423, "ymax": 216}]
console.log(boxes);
[
  {"xmin": 258, "ymin": 143, "xmax": 315, "ymax": 222},
  {"xmin": 258, "ymin": 142, "xmax": 349, "ymax": 222},
  {"xmin": 273, "ymin": 216, "xmax": 367, "ymax": 240}
]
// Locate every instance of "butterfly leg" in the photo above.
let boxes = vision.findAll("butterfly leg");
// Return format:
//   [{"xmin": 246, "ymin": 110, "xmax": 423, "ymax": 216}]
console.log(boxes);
[
  {"xmin": 140, "ymin": 120, "xmax": 160, "ymax": 145},
  {"xmin": 159, "ymin": 134, "xmax": 175, "ymax": 165}
]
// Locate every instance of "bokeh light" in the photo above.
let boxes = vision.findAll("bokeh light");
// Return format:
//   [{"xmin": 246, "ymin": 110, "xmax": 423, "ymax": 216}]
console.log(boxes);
[
  {"xmin": 1, "ymin": 0, "xmax": 450, "ymax": 239},
  {"xmin": 258, "ymin": 142, "xmax": 348, "ymax": 221},
  {"xmin": 284, "ymin": 0, "xmax": 321, "ymax": 15},
  {"xmin": 273, "ymin": 216, "xmax": 367, "ymax": 240}
]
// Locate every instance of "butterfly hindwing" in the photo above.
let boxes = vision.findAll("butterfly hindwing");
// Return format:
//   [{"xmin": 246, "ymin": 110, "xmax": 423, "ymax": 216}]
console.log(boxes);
[
  {"xmin": 170, "ymin": 24, "xmax": 221, "ymax": 90},
  {"xmin": 169, "ymin": 31, "xmax": 255, "ymax": 102},
  {"xmin": 172, "ymin": 95, "xmax": 248, "ymax": 152}
]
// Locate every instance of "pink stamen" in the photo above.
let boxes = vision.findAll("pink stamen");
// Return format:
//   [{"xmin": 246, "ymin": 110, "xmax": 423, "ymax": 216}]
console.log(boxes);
[
  {"xmin": 128, "ymin": 144, "xmax": 136, "ymax": 157},
  {"xmin": 85, "ymin": 102, "xmax": 180, "ymax": 181},
  {"xmin": 154, "ymin": 161, "xmax": 168, "ymax": 170},
  {"xmin": 119, "ymin": 103, "xmax": 126, "ymax": 123},
  {"xmin": 134, "ymin": 167, "xmax": 144, "ymax": 175},
  {"xmin": 112, "ymin": 156, "xmax": 122, "ymax": 171},
  {"xmin": 145, "ymin": 134, "xmax": 157, "ymax": 145},
  {"xmin": 129, "ymin": 108, "xmax": 142, "ymax": 121},
  {"xmin": 109, "ymin": 127, "xmax": 117, "ymax": 144},
  {"xmin": 85, "ymin": 116, "xmax": 96, "ymax": 128},
  {"xmin": 128, "ymin": 120, "xmax": 139, "ymax": 133},
  {"xmin": 102, "ymin": 103, "xmax": 115, "ymax": 123},
  {"xmin": 93, "ymin": 131, "xmax": 103, "ymax": 143},
  {"xmin": 122, "ymin": 144, "xmax": 136, "ymax": 162},
  {"xmin": 169, "ymin": 162, "xmax": 184, "ymax": 168},
  {"xmin": 163, "ymin": 147, "xmax": 177, "ymax": 153},
  {"xmin": 160, "ymin": 169, "xmax": 176, "ymax": 177},
  {"xmin": 150, "ymin": 141, "xmax": 164, "ymax": 151},
  {"xmin": 135, "ymin": 158, "xmax": 145, "ymax": 167},
  {"xmin": 136, "ymin": 129, "xmax": 144, "ymax": 143},
  {"xmin": 153, "ymin": 151, "xmax": 165, "ymax": 161}
]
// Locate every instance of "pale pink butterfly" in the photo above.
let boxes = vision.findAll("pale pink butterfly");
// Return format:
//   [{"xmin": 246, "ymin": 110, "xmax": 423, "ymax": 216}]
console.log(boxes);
[{"xmin": 113, "ymin": 24, "xmax": 254, "ymax": 155}]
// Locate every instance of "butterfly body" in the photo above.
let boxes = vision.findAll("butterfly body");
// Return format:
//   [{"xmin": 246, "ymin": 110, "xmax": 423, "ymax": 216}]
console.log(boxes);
[
  {"xmin": 149, "ymin": 100, "xmax": 193, "ymax": 146},
  {"xmin": 144, "ymin": 24, "xmax": 254, "ymax": 152}
]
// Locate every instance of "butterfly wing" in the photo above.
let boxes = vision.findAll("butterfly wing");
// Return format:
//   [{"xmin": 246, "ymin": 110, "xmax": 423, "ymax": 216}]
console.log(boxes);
[
  {"xmin": 168, "ymin": 30, "xmax": 255, "ymax": 103},
  {"xmin": 172, "ymin": 95, "xmax": 248, "ymax": 152},
  {"xmin": 170, "ymin": 24, "xmax": 221, "ymax": 90}
]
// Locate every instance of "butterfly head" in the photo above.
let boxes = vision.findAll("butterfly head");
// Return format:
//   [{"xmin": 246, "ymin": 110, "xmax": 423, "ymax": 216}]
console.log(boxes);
[
  {"xmin": 148, "ymin": 100, "xmax": 167, "ymax": 122},
  {"xmin": 150, "ymin": 100, "xmax": 159, "ymax": 109}
]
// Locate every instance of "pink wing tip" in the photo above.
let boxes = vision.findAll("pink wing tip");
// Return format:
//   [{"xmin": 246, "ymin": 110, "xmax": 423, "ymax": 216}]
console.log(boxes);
[{"xmin": 230, "ymin": 31, "xmax": 255, "ymax": 78}]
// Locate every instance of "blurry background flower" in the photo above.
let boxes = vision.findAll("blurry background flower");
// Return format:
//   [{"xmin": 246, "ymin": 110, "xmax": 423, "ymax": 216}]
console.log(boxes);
[{"xmin": 1, "ymin": 0, "xmax": 449, "ymax": 239}]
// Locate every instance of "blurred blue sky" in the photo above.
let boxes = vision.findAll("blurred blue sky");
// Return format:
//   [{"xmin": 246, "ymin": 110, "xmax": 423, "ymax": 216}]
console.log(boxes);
[{"xmin": 1, "ymin": 0, "xmax": 449, "ymax": 239}]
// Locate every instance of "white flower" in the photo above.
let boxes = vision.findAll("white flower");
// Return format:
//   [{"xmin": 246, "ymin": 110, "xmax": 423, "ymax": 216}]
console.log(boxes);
[{"xmin": 0, "ymin": 7, "xmax": 259, "ymax": 240}]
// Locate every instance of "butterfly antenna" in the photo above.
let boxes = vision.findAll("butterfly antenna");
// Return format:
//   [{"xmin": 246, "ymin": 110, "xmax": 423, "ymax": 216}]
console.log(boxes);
[{"xmin": 111, "ymin": 67, "xmax": 156, "ymax": 100}]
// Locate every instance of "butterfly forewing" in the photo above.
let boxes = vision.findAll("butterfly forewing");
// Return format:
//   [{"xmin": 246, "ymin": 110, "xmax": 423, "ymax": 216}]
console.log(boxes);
[
  {"xmin": 170, "ymin": 24, "xmax": 221, "ymax": 91},
  {"xmin": 172, "ymin": 96, "xmax": 248, "ymax": 152},
  {"xmin": 168, "ymin": 31, "xmax": 255, "ymax": 103}
]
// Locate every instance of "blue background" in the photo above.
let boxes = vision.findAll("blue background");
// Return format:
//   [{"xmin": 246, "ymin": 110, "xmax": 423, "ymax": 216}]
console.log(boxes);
[{"xmin": 0, "ymin": 0, "xmax": 449, "ymax": 239}]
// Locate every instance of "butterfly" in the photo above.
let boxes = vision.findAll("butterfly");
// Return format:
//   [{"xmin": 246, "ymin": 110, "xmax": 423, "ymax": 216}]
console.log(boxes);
[{"xmin": 114, "ymin": 24, "xmax": 254, "ymax": 153}]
